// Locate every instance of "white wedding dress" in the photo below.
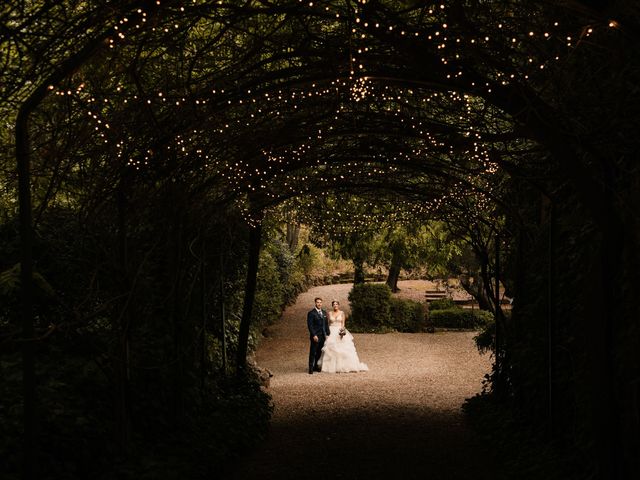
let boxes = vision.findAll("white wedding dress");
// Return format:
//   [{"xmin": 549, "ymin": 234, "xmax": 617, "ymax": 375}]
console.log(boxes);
[{"xmin": 318, "ymin": 311, "xmax": 368, "ymax": 373}]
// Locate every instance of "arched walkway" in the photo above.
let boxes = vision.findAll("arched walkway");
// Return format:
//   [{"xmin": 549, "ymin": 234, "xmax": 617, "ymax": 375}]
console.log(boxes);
[{"xmin": 227, "ymin": 282, "xmax": 501, "ymax": 479}]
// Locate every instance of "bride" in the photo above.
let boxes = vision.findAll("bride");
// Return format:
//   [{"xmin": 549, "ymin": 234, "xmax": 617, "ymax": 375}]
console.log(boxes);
[{"xmin": 318, "ymin": 300, "xmax": 368, "ymax": 373}]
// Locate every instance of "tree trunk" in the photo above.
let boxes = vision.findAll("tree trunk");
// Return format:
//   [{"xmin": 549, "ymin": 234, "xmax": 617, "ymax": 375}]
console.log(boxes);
[
  {"xmin": 459, "ymin": 271, "xmax": 493, "ymax": 311},
  {"xmin": 219, "ymin": 253, "xmax": 227, "ymax": 374},
  {"xmin": 598, "ymin": 166, "xmax": 624, "ymax": 479},
  {"xmin": 386, "ymin": 253, "xmax": 402, "ymax": 292},
  {"xmin": 353, "ymin": 258, "xmax": 365, "ymax": 285},
  {"xmin": 16, "ymin": 100, "xmax": 36, "ymax": 480},
  {"xmin": 115, "ymin": 180, "xmax": 131, "ymax": 454},
  {"xmin": 494, "ymin": 232, "xmax": 507, "ymax": 397},
  {"xmin": 236, "ymin": 222, "xmax": 263, "ymax": 372},
  {"xmin": 547, "ymin": 204, "xmax": 557, "ymax": 438},
  {"xmin": 199, "ymin": 235, "xmax": 207, "ymax": 391},
  {"xmin": 168, "ymin": 184, "xmax": 185, "ymax": 424},
  {"xmin": 512, "ymin": 227, "xmax": 526, "ymax": 413},
  {"xmin": 480, "ymin": 255, "xmax": 497, "ymax": 314},
  {"xmin": 286, "ymin": 222, "xmax": 300, "ymax": 251}
]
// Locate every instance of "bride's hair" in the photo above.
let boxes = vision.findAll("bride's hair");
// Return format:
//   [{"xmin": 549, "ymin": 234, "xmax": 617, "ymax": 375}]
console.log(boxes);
[{"xmin": 331, "ymin": 300, "xmax": 340, "ymax": 306}]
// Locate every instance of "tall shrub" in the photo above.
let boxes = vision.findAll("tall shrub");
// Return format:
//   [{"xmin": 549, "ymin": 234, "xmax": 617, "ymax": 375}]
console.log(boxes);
[
  {"xmin": 389, "ymin": 297, "xmax": 426, "ymax": 332},
  {"xmin": 348, "ymin": 283, "xmax": 392, "ymax": 329}
]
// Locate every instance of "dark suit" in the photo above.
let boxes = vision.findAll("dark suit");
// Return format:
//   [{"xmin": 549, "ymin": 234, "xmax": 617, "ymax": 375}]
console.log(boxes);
[{"xmin": 307, "ymin": 308, "xmax": 330, "ymax": 372}]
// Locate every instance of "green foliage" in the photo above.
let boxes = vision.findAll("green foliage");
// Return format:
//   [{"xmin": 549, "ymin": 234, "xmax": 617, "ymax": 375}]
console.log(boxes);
[
  {"xmin": 388, "ymin": 297, "xmax": 426, "ymax": 332},
  {"xmin": 0, "ymin": 203, "xmax": 279, "ymax": 480},
  {"xmin": 290, "ymin": 237, "xmax": 349, "ymax": 286},
  {"xmin": 0, "ymin": 264, "xmax": 56, "ymax": 304},
  {"xmin": 374, "ymin": 222, "xmax": 464, "ymax": 275},
  {"xmin": 0, "ymin": 264, "xmax": 21, "ymax": 297},
  {"xmin": 276, "ymin": 238, "xmax": 318, "ymax": 301},
  {"xmin": 0, "ymin": 355, "xmax": 24, "ymax": 477},
  {"xmin": 348, "ymin": 283, "xmax": 392, "ymax": 329},
  {"xmin": 473, "ymin": 319, "xmax": 495, "ymax": 355},
  {"xmin": 428, "ymin": 297, "xmax": 456, "ymax": 310},
  {"xmin": 0, "ymin": 349, "xmax": 112, "ymax": 479},
  {"xmin": 296, "ymin": 243, "xmax": 319, "ymax": 277},
  {"xmin": 265, "ymin": 235, "xmax": 304, "ymax": 303},
  {"xmin": 215, "ymin": 313, "xmax": 259, "ymax": 363},
  {"xmin": 116, "ymin": 375, "xmax": 272, "ymax": 480},
  {"xmin": 429, "ymin": 308, "xmax": 493, "ymax": 329},
  {"xmin": 227, "ymin": 231, "xmax": 314, "ymax": 335},
  {"xmin": 464, "ymin": 394, "xmax": 588, "ymax": 480},
  {"xmin": 271, "ymin": 239, "xmax": 308, "ymax": 304},
  {"xmin": 296, "ymin": 196, "xmax": 466, "ymax": 284},
  {"xmin": 2, "ymin": 1, "xmax": 637, "ymax": 477},
  {"xmin": 283, "ymin": 265, "xmax": 307, "ymax": 301},
  {"xmin": 205, "ymin": 377, "xmax": 273, "ymax": 475},
  {"xmin": 348, "ymin": 283, "xmax": 426, "ymax": 332},
  {"xmin": 0, "ymin": 348, "xmax": 272, "ymax": 480},
  {"xmin": 253, "ymin": 249, "xmax": 285, "ymax": 325}
]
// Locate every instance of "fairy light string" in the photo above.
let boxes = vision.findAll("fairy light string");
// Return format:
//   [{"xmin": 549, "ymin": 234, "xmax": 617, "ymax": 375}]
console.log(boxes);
[{"xmin": 32, "ymin": 0, "xmax": 622, "ymax": 228}]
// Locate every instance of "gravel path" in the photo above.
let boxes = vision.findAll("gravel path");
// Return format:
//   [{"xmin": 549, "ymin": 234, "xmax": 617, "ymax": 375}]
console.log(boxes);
[{"xmin": 227, "ymin": 283, "xmax": 501, "ymax": 479}]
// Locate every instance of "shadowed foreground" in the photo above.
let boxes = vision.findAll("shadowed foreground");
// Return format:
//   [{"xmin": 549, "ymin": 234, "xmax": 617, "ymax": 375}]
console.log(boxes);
[{"xmin": 227, "ymin": 283, "xmax": 502, "ymax": 479}]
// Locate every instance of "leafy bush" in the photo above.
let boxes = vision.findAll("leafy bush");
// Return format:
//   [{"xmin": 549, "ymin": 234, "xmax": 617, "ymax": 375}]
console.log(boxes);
[
  {"xmin": 428, "ymin": 297, "xmax": 456, "ymax": 310},
  {"xmin": 296, "ymin": 243, "xmax": 319, "ymax": 277},
  {"xmin": 348, "ymin": 283, "xmax": 427, "ymax": 333},
  {"xmin": 253, "ymin": 249, "xmax": 285, "ymax": 326},
  {"xmin": 267, "ymin": 237, "xmax": 307, "ymax": 304},
  {"xmin": 464, "ymin": 393, "xmax": 587, "ymax": 480},
  {"xmin": 473, "ymin": 310, "xmax": 510, "ymax": 354},
  {"xmin": 216, "ymin": 312, "xmax": 260, "ymax": 363},
  {"xmin": 429, "ymin": 308, "xmax": 493, "ymax": 329},
  {"xmin": 473, "ymin": 319, "xmax": 495, "ymax": 354},
  {"xmin": 283, "ymin": 266, "xmax": 307, "ymax": 303},
  {"xmin": 0, "ymin": 347, "xmax": 272, "ymax": 480},
  {"xmin": 228, "ymin": 237, "xmax": 305, "ymax": 340},
  {"xmin": 0, "ymin": 206, "xmax": 277, "ymax": 480},
  {"xmin": 153, "ymin": 375, "xmax": 272, "ymax": 480},
  {"xmin": 389, "ymin": 297, "xmax": 426, "ymax": 332},
  {"xmin": 348, "ymin": 283, "xmax": 392, "ymax": 329},
  {"xmin": 209, "ymin": 376, "xmax": 273, "ymax": 464}
]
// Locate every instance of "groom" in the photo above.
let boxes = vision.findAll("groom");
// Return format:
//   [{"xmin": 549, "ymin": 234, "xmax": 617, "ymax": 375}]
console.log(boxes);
[{"xmin": 307, "ymin": 297, "xmax": 330, "ymax": 374}]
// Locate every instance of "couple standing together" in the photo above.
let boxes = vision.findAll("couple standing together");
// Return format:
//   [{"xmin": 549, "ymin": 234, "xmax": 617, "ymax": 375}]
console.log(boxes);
[{"xmin": 307, "ymin": 297, "xmax": 368, "ymax": 374}]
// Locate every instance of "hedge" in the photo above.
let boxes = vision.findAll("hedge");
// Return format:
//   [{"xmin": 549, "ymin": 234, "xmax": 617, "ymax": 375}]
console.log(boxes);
[
  {"xmin": 347, "ymin": 283, "xmax": 429, "ymax": 332},
  {"xmin": 429, "ymin": 308, "xmax": 493, "ymax": 329},
  {"xmin": 428, "ymin": 297, "xmax": 456, "ymax": 310},
  {"xmin": 348, "ymin": 283, "xmax": 392, "ymax": 329},
  {"xmin": 389, "ymin": 297, "xmax": 427, "ymax": 332},
  {"xmin": 429, "ymin": 307, "xmax": 493, "ymax": 329}
]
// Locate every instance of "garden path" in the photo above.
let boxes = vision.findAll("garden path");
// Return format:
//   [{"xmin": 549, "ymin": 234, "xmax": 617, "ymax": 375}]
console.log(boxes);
[{"xmin": 227, "ymin": 282, "xmax": 501, "ymax": 480}]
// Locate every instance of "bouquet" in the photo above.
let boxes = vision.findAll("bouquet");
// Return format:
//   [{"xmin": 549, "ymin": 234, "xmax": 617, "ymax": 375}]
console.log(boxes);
[{"xmin": 339, "ymin": 328, "xmax": 346, "ymax": 339}]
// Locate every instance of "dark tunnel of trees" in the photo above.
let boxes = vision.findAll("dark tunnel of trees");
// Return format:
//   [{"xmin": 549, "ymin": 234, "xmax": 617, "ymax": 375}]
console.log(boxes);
[{"xmin": 1, "ymin": 1, "xmax": 639, "ymax": 479}]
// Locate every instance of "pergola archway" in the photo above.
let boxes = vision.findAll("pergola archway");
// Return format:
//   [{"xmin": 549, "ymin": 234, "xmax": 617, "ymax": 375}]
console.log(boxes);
[{"xmin": 5, "ymin": 1, "xmax": 639, "ymax": 479}]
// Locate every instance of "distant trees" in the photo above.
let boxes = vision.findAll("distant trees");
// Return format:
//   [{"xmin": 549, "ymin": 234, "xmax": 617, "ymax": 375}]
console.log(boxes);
[{"xmin": 376, "ymin": 223, "xmax": 462, "ymax": 292}]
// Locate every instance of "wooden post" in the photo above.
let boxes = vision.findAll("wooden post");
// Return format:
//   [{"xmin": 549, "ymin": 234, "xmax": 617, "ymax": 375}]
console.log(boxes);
[
  {"xmin": 200, "ymin": 234, "xmax": 207, "ymax": 390},
  {"xmin": 115, "ymin": 179, "xmax": 131, "ymax": 453},
  {"xmin": 16, "ymin": 103, "xmax": 36, "ymax": 480},
  {"xmin": 494, "ymin": 232, "xmax": 502, "ymax": 385},
  {"xmin": 220, "ymin": 252, "xmax": 227, "ymax": 373},
  {"xmin": 548, "ymin": 202, "xmax": 556, "ymax": 438},
  {"xmin": 514, "ymin": 226, "xmax": 525, "ymax": 410},
  {"xmin": 236, "ymin": 221, "xmax": 262, "ymax": 373},
  {"xmin": 600, "ymin": 163, "xmax": 621, "ymax": 478}
]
